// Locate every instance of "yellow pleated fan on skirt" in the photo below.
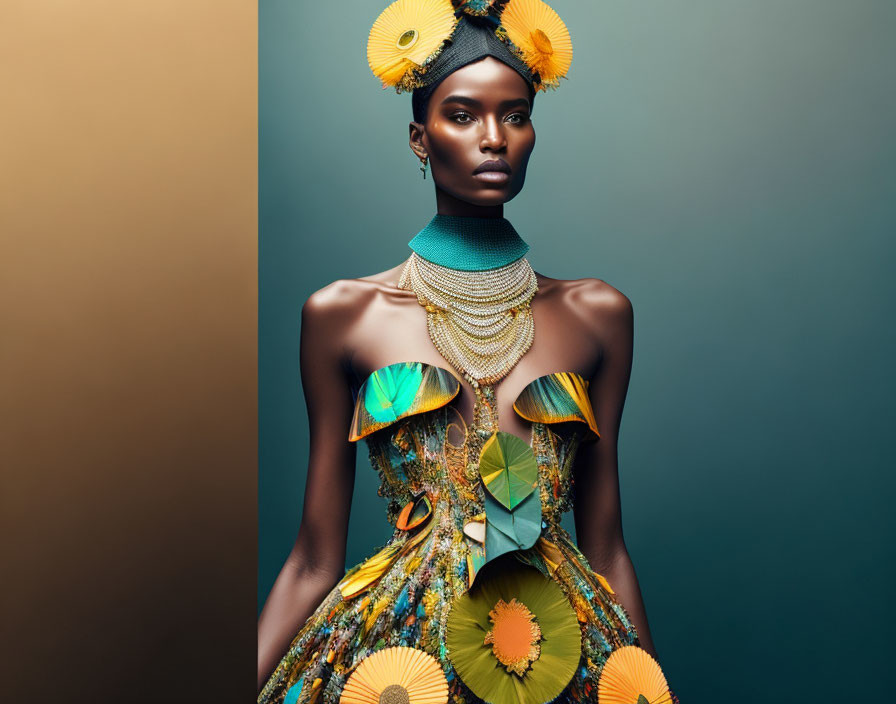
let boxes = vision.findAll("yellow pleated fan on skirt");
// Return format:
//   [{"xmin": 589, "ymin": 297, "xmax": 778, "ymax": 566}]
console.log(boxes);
[
  {"xmin": 597, "ymin": 645, "xmax": 674, "ymax": 704},
  {"xmin": 339, "ymin": 645, "xmax": 449, "ymax": 704}
]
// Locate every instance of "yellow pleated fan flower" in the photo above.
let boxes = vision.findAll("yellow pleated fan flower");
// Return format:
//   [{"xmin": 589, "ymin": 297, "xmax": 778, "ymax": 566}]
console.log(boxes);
[
  {"xmin": 499, "ymin": 0, "xmax": 573, "ymax": 89},
  {"xmin": 368, "ymin": 0, "xmax": 459, "ymax": 90},
  {"xmin": 339, "ymin": 645, "xmax": 449, "ymax": 704},
  {"xmin": 597, "ymin": 645, "xmax": 674, "ymax": 704}
]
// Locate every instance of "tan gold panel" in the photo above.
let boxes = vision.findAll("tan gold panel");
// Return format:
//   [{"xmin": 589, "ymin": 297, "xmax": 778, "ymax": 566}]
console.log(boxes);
[{"xmin": 0, "ymin": 1, "xmax": 257, "ymax": 698}]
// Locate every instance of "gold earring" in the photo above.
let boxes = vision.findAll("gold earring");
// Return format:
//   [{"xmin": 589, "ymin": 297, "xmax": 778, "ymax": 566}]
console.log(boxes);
[{"xmin": 420, "ymin": 155, "xmax": 428, "ymax": 180}]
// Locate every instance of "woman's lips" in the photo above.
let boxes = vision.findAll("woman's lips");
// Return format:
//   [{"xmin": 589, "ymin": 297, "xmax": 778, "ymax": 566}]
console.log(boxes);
[
  {"xmin": 473, "ymin": 158, "xmax": 511, "ymax": 175},
  {"xmin": 472, "ymin": 171, "xmax": 510, "ymax": 184}
]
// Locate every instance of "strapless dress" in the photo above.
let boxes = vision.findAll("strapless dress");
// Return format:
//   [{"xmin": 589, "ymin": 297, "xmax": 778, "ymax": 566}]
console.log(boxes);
[{"xmin": 259, "ymin": 361, "xmax": 657, "ymax": 704}]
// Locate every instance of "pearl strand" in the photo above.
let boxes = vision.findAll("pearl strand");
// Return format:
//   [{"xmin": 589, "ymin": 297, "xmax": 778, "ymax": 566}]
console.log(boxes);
[{"xmin": 398, "ymin": 253, "xmax": 538, "ymax": 385}]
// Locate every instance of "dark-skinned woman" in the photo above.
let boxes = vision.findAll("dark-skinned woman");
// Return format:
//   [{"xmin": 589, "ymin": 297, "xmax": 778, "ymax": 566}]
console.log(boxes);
[{"xmin": 258, "ymin": 2, "xmax": 678, "ymax": 702}]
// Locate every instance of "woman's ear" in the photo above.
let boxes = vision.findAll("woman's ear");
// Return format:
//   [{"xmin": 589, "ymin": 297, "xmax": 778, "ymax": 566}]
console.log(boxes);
[{"xmin": 409, "ymin": 121, "xmax": 427, "ymax": 161}]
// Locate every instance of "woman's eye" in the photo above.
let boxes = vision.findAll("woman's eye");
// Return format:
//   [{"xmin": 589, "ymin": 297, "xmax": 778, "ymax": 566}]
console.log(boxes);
[
  {"xmin": 452, "ymin": 112, "xmax": 474, "ymax": 124},
  {"xmin": 506, "ymin": 112, "xmax": 530, "ymax": 125}
]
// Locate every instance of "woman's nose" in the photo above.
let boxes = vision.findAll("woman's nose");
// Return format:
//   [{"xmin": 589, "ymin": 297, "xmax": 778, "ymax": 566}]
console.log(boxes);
[{"xmin": 479, "ymin": 115, "xmax": 507, "ymax": 151}]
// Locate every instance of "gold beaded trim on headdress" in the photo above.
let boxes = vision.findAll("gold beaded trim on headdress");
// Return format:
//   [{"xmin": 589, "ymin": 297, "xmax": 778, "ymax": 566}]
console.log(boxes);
[{"xmin": 367, "ymin": 0, "xmax": 573, "ymax": 93}]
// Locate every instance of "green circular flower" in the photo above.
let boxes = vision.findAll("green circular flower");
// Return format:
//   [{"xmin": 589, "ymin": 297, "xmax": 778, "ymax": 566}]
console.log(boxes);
[{"xmin": 446, "ymin": 556, "xmax": 581, "ymax": 704}]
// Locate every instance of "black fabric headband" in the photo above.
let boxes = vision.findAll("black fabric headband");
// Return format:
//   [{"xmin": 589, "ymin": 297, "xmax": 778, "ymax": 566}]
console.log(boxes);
[{"xmin": 411, "ymin": 15, "xmax": 536, "ymax": 122}]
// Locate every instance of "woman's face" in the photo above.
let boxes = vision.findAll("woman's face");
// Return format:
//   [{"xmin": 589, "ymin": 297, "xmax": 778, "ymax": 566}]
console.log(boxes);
[{"xmin": 410, "ymin": 56, "xmax": 536, "ymax": 208}]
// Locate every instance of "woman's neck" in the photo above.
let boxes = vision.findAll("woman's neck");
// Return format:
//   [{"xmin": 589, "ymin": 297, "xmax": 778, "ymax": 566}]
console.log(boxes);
[{"xmin": 434, "ymin": 188, "xmax": 503, "ymax": 218}]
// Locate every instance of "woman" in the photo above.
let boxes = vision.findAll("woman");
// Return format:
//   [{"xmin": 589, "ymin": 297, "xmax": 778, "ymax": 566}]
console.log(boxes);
[{"xmin": 259, "ymin": 2, "xmax": 678, "ymax": 702}]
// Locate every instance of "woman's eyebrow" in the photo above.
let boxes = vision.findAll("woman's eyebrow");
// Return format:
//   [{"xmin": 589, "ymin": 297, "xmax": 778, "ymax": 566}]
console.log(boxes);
[
  {"xmin": 440, "ymin": 95, "xmax": 530, "ymax": 110},
  {"xmin": 440, "ymin": 95, "xmax": 480, "ymax": 107}
]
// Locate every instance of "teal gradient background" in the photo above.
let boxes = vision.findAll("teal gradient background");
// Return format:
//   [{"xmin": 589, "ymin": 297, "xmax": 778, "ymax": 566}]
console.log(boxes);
[{"xmin": 260, "ymin": 1, "xmax": 895, "ymax": 700}]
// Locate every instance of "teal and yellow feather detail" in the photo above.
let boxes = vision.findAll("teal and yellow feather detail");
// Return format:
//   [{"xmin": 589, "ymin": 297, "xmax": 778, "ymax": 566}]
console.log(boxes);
[
  {"xmin": 513, "ymin": 371, "xmax": 600, "ymax": 439},
  {"xmin": 337, "ymin": 516, "xmax": 434, "ymax": 599},
  {"xmin": 349, "ymin": 361, "xmax": 460, "ymax": 442}
]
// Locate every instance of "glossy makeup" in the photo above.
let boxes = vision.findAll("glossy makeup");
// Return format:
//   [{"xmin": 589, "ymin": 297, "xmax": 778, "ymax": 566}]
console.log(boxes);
[{"xmin": 409, "ymin": 56, "xmax": 536, "ymax": 215}]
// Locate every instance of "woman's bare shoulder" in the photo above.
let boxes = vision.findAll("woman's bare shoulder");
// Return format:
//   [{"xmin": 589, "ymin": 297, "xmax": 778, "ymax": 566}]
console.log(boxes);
[
  {"xmin": 536, "ymin": 274, "xmax": 634, "ymax": 361},
  {"xmin": 301, "ymin": 263, "xmax": 413, "ymax": 322},
  {"xmin": 536, "ymin": 273, "xmax": 632, "ymax": 319}
]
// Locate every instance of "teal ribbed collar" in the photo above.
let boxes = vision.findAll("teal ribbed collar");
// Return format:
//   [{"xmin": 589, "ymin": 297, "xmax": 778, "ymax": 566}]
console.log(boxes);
[{"xmin": 407, "ymin": 214, "xmax": 529, "ymax": 271}]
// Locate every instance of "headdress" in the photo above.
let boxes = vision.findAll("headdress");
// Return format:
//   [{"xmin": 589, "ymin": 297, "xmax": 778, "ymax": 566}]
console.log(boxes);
[{"xmin": 367, "ymin": 0, "xmax": 573, "ymax": 98}]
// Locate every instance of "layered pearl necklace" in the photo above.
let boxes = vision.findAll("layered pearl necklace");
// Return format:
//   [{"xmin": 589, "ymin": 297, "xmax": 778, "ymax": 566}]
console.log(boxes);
[{"xmin": 397, "ymin": 214, "xmax": 538, "ymax": 387}]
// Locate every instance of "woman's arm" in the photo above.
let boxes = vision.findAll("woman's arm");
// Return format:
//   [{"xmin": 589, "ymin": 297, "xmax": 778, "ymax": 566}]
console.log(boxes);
[
  {"xmin": 572, "ymin": 285, "xmax": 659, "ymax": 660},
  {"xmin": 257, "ymin": 290, "xmax": 358, "ymax": 691}
]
